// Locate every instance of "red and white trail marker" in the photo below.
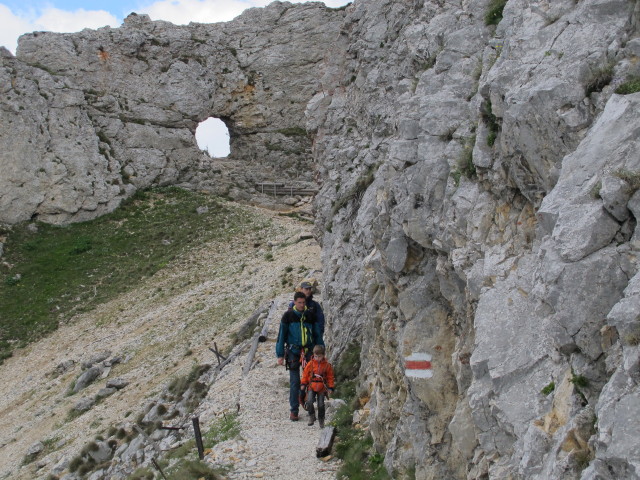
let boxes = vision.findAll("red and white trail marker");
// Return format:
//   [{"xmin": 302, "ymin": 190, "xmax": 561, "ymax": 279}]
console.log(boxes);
[{"xmin": 404, "ymin": 352, "xmax": 433, "ymax": 379}]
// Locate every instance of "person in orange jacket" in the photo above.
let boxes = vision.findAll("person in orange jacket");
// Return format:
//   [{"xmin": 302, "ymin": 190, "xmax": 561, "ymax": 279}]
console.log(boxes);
[{"xmin": 300, "ymin": 344, "xmax": 335, "ymax": 428}]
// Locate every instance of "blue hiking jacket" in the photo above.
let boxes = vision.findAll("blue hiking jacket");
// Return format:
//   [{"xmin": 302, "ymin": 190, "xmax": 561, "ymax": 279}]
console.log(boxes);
[{"xmin": 275, "ymin": 307, "xmax": 323, "ymax": 358}]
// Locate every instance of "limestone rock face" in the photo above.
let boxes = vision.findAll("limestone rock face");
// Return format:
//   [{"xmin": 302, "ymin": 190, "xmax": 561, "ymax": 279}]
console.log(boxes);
[
  {"xmin": 0, "ymin": 3, "xmax": 345, "ymax": 224},
  {"xmin": 3, "ymin": 0, "xmax": 640, "ymax": 478},
  {"xmin": 307, "ymin": 0, "xmax": 640, "ymax": 479}
]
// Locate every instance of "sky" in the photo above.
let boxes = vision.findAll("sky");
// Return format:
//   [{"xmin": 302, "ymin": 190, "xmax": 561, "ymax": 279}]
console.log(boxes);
[{"xmin": 0, "ymin": 0, "xmax": 350, "ymax": 156}]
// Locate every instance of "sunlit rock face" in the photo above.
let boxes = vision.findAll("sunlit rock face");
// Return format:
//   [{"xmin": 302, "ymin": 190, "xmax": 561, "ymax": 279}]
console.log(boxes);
[
  {"xmin": 0, "ymin": 2, "xmax": 344, "ymax": 224},
  {"xmin": 3, "ymin": 0, "xmax": 640, "ymax": 478}
]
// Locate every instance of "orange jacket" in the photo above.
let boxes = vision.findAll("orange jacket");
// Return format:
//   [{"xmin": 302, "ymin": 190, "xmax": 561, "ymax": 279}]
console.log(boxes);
[{"xmin": 301, "ymin": 358, "xmax": 335, "ymax": 393}]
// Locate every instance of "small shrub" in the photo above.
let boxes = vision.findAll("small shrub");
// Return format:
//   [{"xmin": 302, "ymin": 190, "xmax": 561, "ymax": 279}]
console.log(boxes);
[
  {"xmin": 451, "ymin": 136, "xmax": 477, "ymax": 185},
  {"xmin": 264, "ymin": 252, "xmax": 274, "ymax": 261},
  {"xmin": 570, "ymin": 374, "xmax": 589, "ymax": 388},
  {"xmin": 615, "ymin": 76, "xmax": 640, "ymax": 95},
  {"xmin": 485, "ymin": 0, "xmax": 507, "ymax": 26},
  {"xmin": 482, "ymin": 101, "xmax": 500, "ymax": 147},
  {"xmin": 590, "ymin": 181, "xmax": 602, "ymax": 199},
  {"xmin": 612, "ymin": 169, "xmax": 640, "ymax": 191},
  {"xmin": 623, "ymin": 332, "xmax": 640, "ymax": 346},
  {"xmin": 166, "ymin": 439, "xmax": 196, "ymax": 460},
  {"xmin": 5, "ymin": 275, "xmax": 21, "ymax": 286},
  {"xmin": 541, "ymin": 382, "xmax": 555, "ymax": 395},
  {"xmin": 585, "ymin": 62, "xmax": 615, "ymax": 96},
  {"xmin": 68, "ymin": 456, "xmax": 84, "ymax": 472}
]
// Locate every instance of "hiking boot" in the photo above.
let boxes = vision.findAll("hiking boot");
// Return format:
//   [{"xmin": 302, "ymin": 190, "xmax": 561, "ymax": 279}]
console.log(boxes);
[
  {"xmin": 318, "ymin": 418, "xmax": 325, "ymax": 428},
  {"xmin": 290, "ymin": 412, "xmax": 299, "ymax": 421},
  {"xmin": 308, "ymin": 414, "xmax": 316, "ymax": 426}
]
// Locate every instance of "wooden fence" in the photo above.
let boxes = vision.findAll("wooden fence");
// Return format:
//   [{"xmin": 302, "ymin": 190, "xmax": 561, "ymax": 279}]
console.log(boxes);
[{"xmin": 256, "ymin": 183, "xmax": 318, "ymax": 197}]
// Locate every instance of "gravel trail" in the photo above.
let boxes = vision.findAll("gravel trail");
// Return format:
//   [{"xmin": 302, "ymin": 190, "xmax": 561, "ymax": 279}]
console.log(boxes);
[{"xmin": 198, "ymin": 294, "xmax": 341, "ymax": 479}]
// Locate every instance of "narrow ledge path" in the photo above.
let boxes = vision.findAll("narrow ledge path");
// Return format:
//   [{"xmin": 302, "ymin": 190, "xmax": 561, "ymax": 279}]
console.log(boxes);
[{"xmin": 195, "ymin": 293, "xmax": 341, "ymax": 479}]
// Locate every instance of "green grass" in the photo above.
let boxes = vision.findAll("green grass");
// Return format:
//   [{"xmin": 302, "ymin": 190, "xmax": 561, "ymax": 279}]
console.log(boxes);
[
  {"xmin": 541, "ymin": 381, "xmax": 555, "ymax": 396},
  {"xmin": 483, "ymin": 101, "xmax": 500, "ymax": 147},
  {"xmin": 485, "ymin": 0, "xmax": 507, "ymax": 26},
  {"xmin": 615, "ymin": 76, "xmax": 640, "ymax": 95},
  {"xmin": 330, "ymin": 341, "xmax": 389, "ymax": 479},
  {"xmin": 0, "ymin": 187, "xmax": 263, "ymax": 363},
  {"xmin": 451, "ymin": 136, "xmax": 477, "ymax": 186},
  {"xmin": 570, "ymin": 374, "xmax": 589, "ymax": 388},
  {"xmin": 165, "ymin": 459, "xmax": 224, "ymax": 479},
  {"xmin": 21, "ymin": 435, "xmax": 62, "ymax": 465},
  {"xmin": 203, "ymin": 412, "xmax": 241, "ymax": 448}
]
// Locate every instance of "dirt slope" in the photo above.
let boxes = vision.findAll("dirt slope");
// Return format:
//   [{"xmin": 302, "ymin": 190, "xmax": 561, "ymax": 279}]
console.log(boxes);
[{"xmin": 0, "ymin": 205, "xmax": 336, "ymax": 479}]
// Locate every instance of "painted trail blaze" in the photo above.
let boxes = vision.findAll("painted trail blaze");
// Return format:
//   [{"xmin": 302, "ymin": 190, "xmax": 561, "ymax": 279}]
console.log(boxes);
[{"xmin": 404, "ymin": 352, "xmax": 433, "ymax": 378}]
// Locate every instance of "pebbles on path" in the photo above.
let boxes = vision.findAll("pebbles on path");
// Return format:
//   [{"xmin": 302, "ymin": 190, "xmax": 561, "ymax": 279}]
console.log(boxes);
[{"xmin": 198, "ymin": 294, "xmax": 340, "ymax": 479}]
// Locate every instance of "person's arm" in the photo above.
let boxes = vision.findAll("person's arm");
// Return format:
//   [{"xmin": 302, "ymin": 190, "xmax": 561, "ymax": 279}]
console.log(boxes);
[
  {"xmin": 326, "ymin": 363, "xmax": 336, "ymax": 390},
  {"xmin": 301, "ymin": 361, "xmax": 312, "ymax": 388},
  {"xmin": 275, "ymin": 315, "xmax": 287, "ymax": 359}
]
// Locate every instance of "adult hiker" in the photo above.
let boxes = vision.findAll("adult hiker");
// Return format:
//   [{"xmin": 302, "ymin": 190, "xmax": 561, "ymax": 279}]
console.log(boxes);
[
  {"xmin": 297, "ymin": 278, "xmax": 326, "ymax": 336},
  {"xmin": 276, "ymin": 291, "xmax": 324, "ymax": 421},
  {"xmin": 300, "ymin": 344, "xmax": 335, "ymax": 428}
]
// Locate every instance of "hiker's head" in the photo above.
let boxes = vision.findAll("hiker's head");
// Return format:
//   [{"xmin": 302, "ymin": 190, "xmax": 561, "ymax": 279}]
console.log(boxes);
[
  {"xmin": 313, "ymin": 344, "xmax": 325, "ymax": 360},
  {"xmin": 299, "ymin": 278, "xmax": 317, "ymax": 297},
  {"xmin": 293, "ymin": 291, "xmax": 306, "ymax": 311}
]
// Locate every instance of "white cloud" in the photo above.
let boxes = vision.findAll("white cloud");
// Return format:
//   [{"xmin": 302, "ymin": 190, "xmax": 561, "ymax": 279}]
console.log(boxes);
[
  {"xmin": 0, "ymin": 0, "xmax": 350, "ymax": 54},
  {"xmin": 36, "ymin": 7, "xmax": 119, "ymax": 33},
  {"xmin": 137, "ymin": 0, "xmax": 351, "ymax": 25},
  {"xmin": 0, "ymin": 4, "xmax": 37, "ymax": 54},
  {"xmin": 0, "ymin": 5, "xmax": 118, "ymax": 54},
  {"xmin": 137, "ymin": 0, "xmax": 248, "ymax": 24}
]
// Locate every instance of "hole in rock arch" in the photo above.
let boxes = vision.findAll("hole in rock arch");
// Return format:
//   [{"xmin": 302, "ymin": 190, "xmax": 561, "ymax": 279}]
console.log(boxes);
[{"xmin": 195, "ymin": 117, "xmax": 230, "ymax": 158}]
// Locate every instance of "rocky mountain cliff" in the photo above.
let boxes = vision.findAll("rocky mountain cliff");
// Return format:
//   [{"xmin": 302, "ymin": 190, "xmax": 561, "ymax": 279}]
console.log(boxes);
[{"xmin": 2, "ymin": 0, "xmax": 640, "ymax": 479}]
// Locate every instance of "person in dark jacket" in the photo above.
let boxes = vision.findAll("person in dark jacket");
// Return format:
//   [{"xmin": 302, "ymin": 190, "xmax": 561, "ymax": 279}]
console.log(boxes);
[
  {"xmin": 276, "ymin": 291, "xmax": 324, "ymax": 421},
  {"xmin": 299, "ymin": 279, "xmax": 326, "ymax": 336}
]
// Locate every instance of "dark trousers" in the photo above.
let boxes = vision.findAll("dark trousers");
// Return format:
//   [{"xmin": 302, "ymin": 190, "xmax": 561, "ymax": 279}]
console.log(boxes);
[
  {"xmin": 286, "ymin": 349, "xmax": 302, "ymax": 413},
  {"xmin": 305, "ymin": 389, "xmax": 326, "ymax": 420}
]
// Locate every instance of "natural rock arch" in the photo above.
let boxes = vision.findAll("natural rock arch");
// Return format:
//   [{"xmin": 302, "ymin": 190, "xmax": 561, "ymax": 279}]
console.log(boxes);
[{"xmin": 0, "ymin": 3, "xmax": 346, "ymax": 224}]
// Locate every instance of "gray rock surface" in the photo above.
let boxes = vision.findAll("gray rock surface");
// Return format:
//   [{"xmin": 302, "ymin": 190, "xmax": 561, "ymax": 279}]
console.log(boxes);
[
  {"xmin": 3, "ymin": 0, "xmax": 640, "ymax": 478},
  {"xmin": 73, "ymin": 366, "xmax": 103, "ymax": 393},
  {"xmin": 0, "ymin": 3, "xmax": 345, "ymax": 224}
]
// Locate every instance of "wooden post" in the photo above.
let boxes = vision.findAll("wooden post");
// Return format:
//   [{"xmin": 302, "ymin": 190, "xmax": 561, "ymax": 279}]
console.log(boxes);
[
  {"xmin": 258, "ymin": 300, "xmax": 275, "ymax": 342},
  {"xmin": 209, "ymin": 342, "xmax": 227, "ymax": 365},
  {"xmin": 192, "ymin": 416, "xmax": 205, "ymax": 460},
  {"xmin": 316, "ymin": 426, "xmax": 336, "ymax": 458}
]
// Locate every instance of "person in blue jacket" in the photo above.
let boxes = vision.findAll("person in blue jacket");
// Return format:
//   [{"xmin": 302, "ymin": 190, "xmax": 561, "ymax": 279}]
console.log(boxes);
[{"xmin": 276, "ymin": 291, "xmax": 324, "ymax": 421}]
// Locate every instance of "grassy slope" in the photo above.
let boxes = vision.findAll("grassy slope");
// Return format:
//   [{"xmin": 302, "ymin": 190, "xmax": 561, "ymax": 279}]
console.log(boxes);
[{"xmin": 0, "ymin": 187, "xmax": 269, "ymax": 362}]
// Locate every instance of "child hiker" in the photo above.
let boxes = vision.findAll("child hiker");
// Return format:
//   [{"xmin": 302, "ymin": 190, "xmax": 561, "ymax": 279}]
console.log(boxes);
[{"xmin": 300, "ymin": 344, "xmax": 335, "ymax": 428}]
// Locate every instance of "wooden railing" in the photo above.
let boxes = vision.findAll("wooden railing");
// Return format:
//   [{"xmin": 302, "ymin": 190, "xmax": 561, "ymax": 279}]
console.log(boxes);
[{"xmin": 256, "ymin": 183, "xmax": 318, "ymax": 197}]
